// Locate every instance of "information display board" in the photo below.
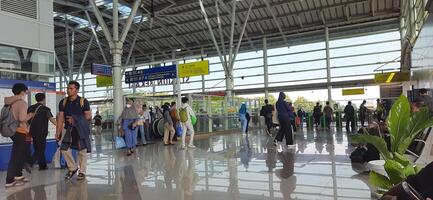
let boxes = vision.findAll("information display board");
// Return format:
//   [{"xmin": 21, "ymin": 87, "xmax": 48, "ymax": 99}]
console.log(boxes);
[
  {"xmin": 125, "ymin": 65, "xmax": 177, "ymax": 83},
  {"xmin": 91, "ymin": 63, "xmax": 112, "ymax": 76},
  {"xmin": 0, "ymin": 79, "xmax": 56, "ymax": 144},
  {"xmin": 178, "ymin": 60, "xmax": 209, "ymax": 78}
]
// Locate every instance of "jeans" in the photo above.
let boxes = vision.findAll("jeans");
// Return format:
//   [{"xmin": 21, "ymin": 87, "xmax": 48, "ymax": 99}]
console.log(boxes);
[
  {"xmin": 276, "ymin": 116, "xmax": 293, "ymax": 145},
  {"xmin": 239, "ymin": 114, "xmax": 247, "ymax": 133},
  {"xmin": 6, "ymin": 134, "xmax": 26, "ymax": 184},
  {"xmin": 123, "ymin": 119, "xmax": 138, "ymax": 149},
  {"xmin": 32, "ymin": 133, "xmax": 48, "ymax": 168},
  {"xmin": 138, "ymin": 125, "xmax": 146, "ymax": 144},
  {"xmin": 265, "ymin": 116, "xmax": 273, "ymax": 132}
]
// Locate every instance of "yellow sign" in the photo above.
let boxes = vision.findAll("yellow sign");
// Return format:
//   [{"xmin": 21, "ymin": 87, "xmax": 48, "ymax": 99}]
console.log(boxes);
[
  {"xmin": 178, "ymin": 60, "xmax": 209, "ymax": 78},
  {"xmin": 96, "ymin": 76, "xmax": 112, "ymax": 87},
  {"xmin": 375, "ymin": 72, "xmax": 410, "ymax": 83},
  {"xmin": 342, "ymin": 88, "xmax": 365, "ymax": 96}
]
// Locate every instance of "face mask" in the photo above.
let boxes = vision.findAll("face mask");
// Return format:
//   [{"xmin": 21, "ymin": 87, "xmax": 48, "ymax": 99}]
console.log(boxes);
[{"xmin": 126, "ymin": 104, "xmax": 131, "ymax": 108}]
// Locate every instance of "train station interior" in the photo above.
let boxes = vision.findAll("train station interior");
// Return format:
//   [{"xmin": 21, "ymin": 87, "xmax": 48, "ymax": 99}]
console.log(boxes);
[{"xmin": 0, "ymin": 0, "xmax": 433, "ymax": 199}]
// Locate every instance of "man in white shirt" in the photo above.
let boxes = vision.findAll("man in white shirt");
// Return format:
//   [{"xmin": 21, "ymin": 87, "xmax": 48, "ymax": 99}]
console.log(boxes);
[{"xmin": 179, "ymin": 97, "xmax": 196, "ymax": 149}]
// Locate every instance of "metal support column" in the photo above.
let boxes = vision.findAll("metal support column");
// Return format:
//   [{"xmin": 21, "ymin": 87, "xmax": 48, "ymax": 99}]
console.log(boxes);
[
  {"xmin": 81, "ymin": 71, "xmax": 85, "ymax": 97},
  {"xmin": 263, "ymin": 37, "xmax": 269, "ymax": 99},
  {"xmin": 325, "ymin": 27, "xmax": 332, "ymax": 102},
  {"xmin": 90, "ymin": 0, "xmax": 140, "ymax": 139}
]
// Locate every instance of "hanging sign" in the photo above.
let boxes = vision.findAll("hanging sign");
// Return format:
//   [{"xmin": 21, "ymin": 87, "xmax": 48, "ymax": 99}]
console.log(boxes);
[
  {"xmin": 91, "ymin": 63, "xmax": 112, "ymax": 76},
  {"xmin": 342, "ymin": 88, "xmax": 365, "ymax": 96},
  {"xmin": 96, "ymin": 76, "xmax": 113, "ymax": 87},
  {"xmin": 375, "ymin": 72, "xmax": 410, "ymax": 84},
  {"xmin": 125, "ymin": 65, "xmax": 177, "ymax": 84},
  {"xmin": 178, "ymin": 60, "xmax": 209, "ymax": 78}
]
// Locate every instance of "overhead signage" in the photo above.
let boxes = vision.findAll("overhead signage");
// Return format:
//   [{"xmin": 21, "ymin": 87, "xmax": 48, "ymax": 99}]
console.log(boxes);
[
  {"xmin": 96, "ymin": 76, "xmax": 113, "ymax": 87},
  {"xmin": 125, "ymin": 65, "xmax": 177, "ymax": 84},
  {"xmin": 375, "ymin": 72, "xmax": 410, "ymax": 84},
  {"xmin": 91, "ymin": 63, "xmax": 112, "ymax": 76},
  {"xmin": 178, "ymin": 60, "xmax": 209, "ymax": 78},
  {"xmin": 342, "ymin": 88, "xmax": 365, "ymax": 96},
  {"xmin": 0, "ymin": 79, "xmax": 55, "ymax": 90}
]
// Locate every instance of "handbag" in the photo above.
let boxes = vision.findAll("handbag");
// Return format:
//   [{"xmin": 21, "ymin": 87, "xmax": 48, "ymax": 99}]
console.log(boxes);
[
  {"xmin": 115, "ymin": 136, "xmax": 126, "ymax": 149},
  {"xmin": 176, "ymin": 123, "xmax": 183, "ymax": 137}
]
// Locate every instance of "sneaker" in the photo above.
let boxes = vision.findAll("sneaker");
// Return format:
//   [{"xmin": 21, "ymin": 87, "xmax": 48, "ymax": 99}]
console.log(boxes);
[
  {"xmin": 180, "ymin": 145, "xmax": 186, "ymax": 149},
  {"xmin": 14, "ymin": 176, "xmax": 30, "ymax": 182},
  {"xmin": 5, "ymin": 181, "xmax": 24, "ymax": 188},
  {"xmin": 127, "ymin": 150, "xmax": 132, "ymax": 156},
  {"xmin": 64, "ymin": 169, "xmax": 78, "ymax": 180},
  {"xmin": 76, "ymin": 173, "xmax": 86, "ymax": 180},
  {"xmin": 188, "ymin": 144, "xmax": 196, "ymax": 149}
]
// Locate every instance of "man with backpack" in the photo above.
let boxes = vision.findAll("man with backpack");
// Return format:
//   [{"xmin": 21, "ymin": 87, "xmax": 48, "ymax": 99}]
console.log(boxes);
[
  {"xmin": 3, "ymin": 83, "xmax": 35, "ymax": 188},
  {"xmin": 55, "ymin": 81, "xmax": 91, "ymax": 180},
  {"xmin": 260, "ymin": 99, "xmax": 274, "ymax": 136},
  {"xmin": 27, "ymin": 93, "xmax": 56, "ymax": 170},
  {"xmin": 179, "ymin": 97, "xmax": 196, "ymax": 149}
]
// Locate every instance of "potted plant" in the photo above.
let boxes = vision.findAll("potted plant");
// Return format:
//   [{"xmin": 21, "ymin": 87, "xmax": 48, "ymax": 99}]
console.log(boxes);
[{"xmin": 352, "ymin": 95, "xmax": 433, "ymax": 192}]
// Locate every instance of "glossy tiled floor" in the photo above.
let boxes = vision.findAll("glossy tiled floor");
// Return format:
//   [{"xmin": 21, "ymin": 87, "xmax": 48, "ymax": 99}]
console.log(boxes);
[{"xmin": 0, "ymin": 128, "xmax": 376, "ymax": 200}]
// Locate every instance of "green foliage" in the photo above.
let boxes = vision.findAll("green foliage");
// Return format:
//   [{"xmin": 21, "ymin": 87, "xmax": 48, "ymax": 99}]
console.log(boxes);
[
  {"xmin": 351, "ymin": 95, "xmax": 433, "ymax": 191},
  {"xmin": 369, "ymin": 171, "xmax": 392, "ymax": 191},
  {"xmin": 294, "ymin": 96, "xmax": 315, "ymax": 112}
]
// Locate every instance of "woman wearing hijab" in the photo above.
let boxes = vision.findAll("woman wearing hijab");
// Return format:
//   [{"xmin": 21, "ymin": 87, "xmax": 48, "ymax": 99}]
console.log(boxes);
[
  {"xmin": 239, "ymin": 104, "xmax": 248, "ymax": 134},
  {"xmin": 275, "ymin": 92, "xmax": 294, "ymax": 147},
  {"xmin": 118, "ymin": 98, "xmax": 139, "ymax": 156}
]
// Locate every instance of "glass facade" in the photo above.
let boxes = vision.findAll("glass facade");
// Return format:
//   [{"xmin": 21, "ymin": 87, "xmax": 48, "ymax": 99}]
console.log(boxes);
[
  {"xmin": 56, "ymin": 30, "xmax": 401, "ymax": 103},
  {"xmin": 0, "ymin": 44, "xmax": 54, "ymax": 81}
]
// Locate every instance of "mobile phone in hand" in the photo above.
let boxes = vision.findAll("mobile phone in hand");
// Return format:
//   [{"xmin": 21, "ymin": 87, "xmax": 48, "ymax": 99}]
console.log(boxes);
[{"xmin": 402, "ymin": 181, "xmax": 425, "ymax": 200}]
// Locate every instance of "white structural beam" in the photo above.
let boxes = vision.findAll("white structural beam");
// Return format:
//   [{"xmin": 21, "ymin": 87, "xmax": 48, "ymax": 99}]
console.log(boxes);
[
  {"xmin": 89, "ymin": 0, "xmax": 114, "ymax": 48},
  {"xmin": 325, "ymin": 27, "xmax": 332, "ymax": 102},
  {"xmin": 84, "ymin": 10, "xmax": 109, "ymax": 64},
  {"xmin": 198, "ymin": 0, "xmax": 228, "ymax": 74},
  {"xmin": 88, "ymin": 0, "xmax": 140, "ymax": 140},
  {"xmin": 262, "ymin": 0, "xmax": 288, "ymax": 44},
  {"xmin": 120, "ymin": 0, "xmax": 141, "ymax": 44},
  {"xmin": 229, "ymin": 0, "xmax": 255, "ymax": 70},
  {"xmin": 75, "ymin": 35, "xmax": 94, "ymax": 81},
  {"xmin": 216, "ymin": 0, "xmax": 256, "ymax": 50}
]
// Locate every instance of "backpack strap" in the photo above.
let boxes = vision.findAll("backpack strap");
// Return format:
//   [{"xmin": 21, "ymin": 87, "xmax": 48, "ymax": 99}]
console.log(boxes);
[{"xmin": 62, "ymin": 97, "xmax": 86, "ymax": 110}]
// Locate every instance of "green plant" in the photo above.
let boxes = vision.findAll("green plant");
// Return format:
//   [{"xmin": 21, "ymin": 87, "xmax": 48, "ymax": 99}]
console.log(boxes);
[{"xmin": 352, "ymin": 95, "xmax": 433, "ymax": 191}]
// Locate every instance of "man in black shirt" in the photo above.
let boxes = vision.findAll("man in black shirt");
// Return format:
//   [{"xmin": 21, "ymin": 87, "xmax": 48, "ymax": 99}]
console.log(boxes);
[
  {"xmin": 344, "ymin": 101, "xmax": 355, "ymax": 133},
  {"xmin": 28, "ymin": 93, "xmax": 56, "ymax": 170},
  {"xmin": 260, "ymin": 99, "xmax": 274, "ymax": 136}
]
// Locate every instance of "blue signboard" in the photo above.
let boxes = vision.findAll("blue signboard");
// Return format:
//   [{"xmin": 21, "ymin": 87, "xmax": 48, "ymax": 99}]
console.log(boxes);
[
  {"xmin": 0, "ymin": 79, "xmax": 55, "ymax": 90},
  {"xmin": 91, "ymin": 63, "xmax": 112, "ymax": 76},
  {"xmin": 125, "ymin": 65, "xmax": 177, "ymax": 84}
]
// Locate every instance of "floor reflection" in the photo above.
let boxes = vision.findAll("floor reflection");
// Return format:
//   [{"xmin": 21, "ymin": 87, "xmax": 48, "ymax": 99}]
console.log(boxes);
[{"xmin": 1, "ymin": 128, "xmax": 374, "ymax": 200}]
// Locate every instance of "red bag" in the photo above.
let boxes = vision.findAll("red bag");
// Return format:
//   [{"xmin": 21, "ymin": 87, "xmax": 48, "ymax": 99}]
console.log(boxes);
[{"xmin": 295, "ymin": 117, "xmax": 301, "ymax": 126}]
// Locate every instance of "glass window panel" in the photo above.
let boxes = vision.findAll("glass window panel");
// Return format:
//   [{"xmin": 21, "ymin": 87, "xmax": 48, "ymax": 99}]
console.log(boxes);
[
  {"xmin": 268, "ymin": 60, "xmax": 326, "ymax": 73},
  {"xmin": 233, "ymin": 67, "xmax": 264, "ymax": 77},
  {"xmin": 330, "ymin": 32, "xmax": 400, "ymax": 48},
  {"xmin": 268, "ymin": 69, "xmax": 327, "ymax": 83},
  {"xmin": 268, "ymin": 42, "xmax": 325, "ymax": 56},
  {"xmin": 330, "ymin": 51, "xmax": 401, "ymax": 67},
  {"xmin": 330, "ymin": 40, "xmax": 401, "ymax": 57},
  {"xmin": 268, "ymin": 50, "xmax": 325, "ymax": 65}
]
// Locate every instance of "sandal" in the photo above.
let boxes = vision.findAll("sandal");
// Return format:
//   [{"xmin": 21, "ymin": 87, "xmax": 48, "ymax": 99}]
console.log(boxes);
[{"xmin": 64, "ymin": 169, "xmax": 78, "ymax": 180}]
